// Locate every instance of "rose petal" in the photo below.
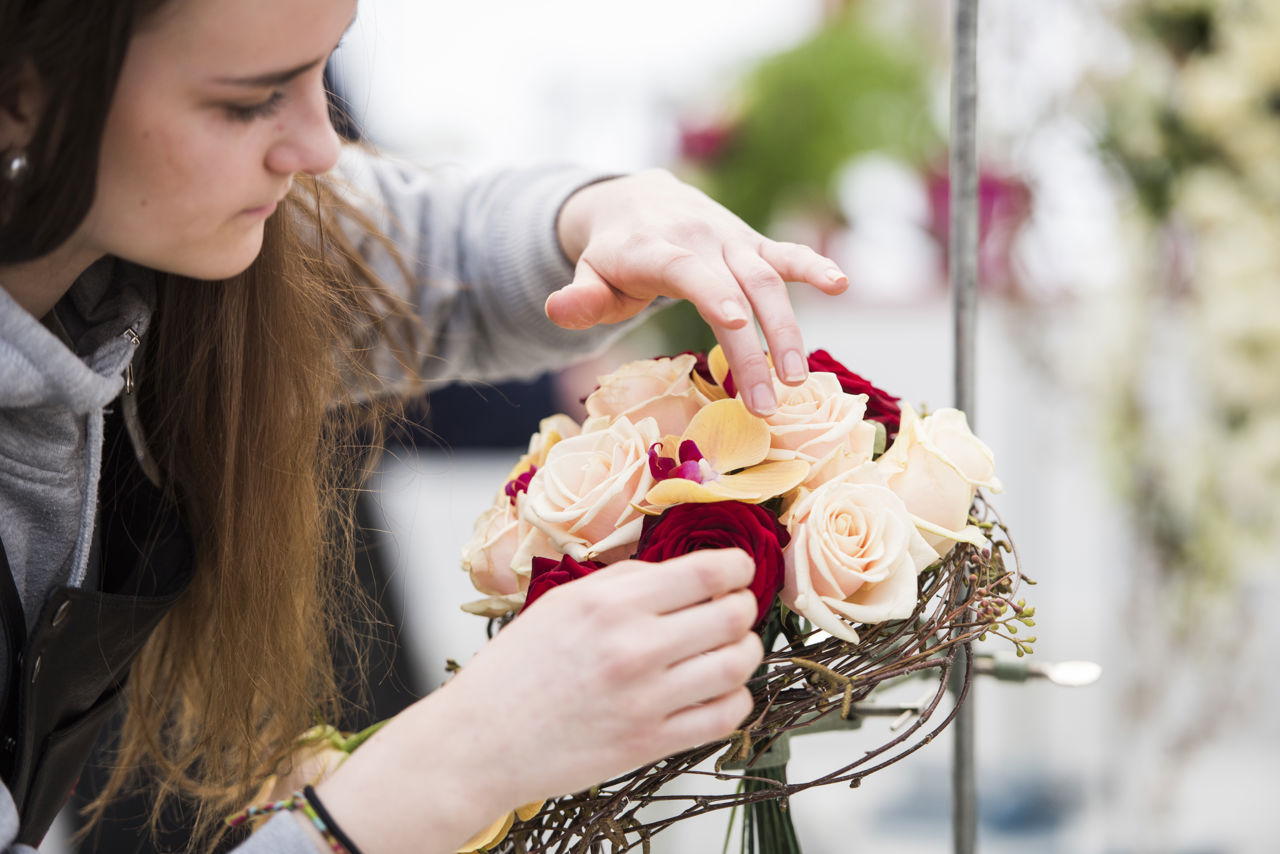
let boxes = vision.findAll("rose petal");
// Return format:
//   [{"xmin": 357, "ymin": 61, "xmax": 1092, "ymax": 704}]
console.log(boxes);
[{"xmin": 460, "ymin": 593, "xmax": 526, "ymax": 617}]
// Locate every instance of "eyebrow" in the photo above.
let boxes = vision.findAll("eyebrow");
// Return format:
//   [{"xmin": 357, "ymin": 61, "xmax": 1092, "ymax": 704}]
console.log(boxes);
[
  {"xmin": 214, "ymin": 58, "xmax": 324, "ymax": 89},
  {"xmin": 212, "ymin": 12, "xmax": 357, "ymax": 88}
]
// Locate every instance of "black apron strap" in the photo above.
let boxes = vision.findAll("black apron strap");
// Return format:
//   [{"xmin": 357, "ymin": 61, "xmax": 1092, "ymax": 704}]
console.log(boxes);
[{"xmin": 0, "ymin": 534, "xmax": 27, "ymax": 782}]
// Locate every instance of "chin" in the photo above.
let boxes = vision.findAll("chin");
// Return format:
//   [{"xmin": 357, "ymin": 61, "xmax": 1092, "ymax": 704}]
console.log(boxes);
[{"xmin": 158, "ymin": 228, "xmax": 268, "ymax": 282}]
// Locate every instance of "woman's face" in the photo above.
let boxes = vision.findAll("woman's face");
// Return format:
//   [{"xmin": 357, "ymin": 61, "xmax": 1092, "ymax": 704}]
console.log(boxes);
[{"xmin": 77, "ymin": 0, "xmax": 356, "ymax": 279}]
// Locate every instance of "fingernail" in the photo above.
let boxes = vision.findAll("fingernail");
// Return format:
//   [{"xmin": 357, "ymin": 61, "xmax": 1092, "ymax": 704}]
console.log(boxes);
[
  {"xmin": 721, "ymin": 300, "xmax": 747, "ymax": 325},
  {"xmin": 749, "ymin": 383, "xmax": 776, "ymax": 415},
  {"xmin": 781, "ymin": 351, "xmax": 807, "ymax": 384},
  {"xmin": 826, "ymin": 268, "xmax": 848, "ymax": 286}
]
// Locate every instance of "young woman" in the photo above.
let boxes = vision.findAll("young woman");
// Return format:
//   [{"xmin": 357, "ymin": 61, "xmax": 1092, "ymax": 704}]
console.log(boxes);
[{"xmin": 0, "ymin": 0, "xmax": 849, "ymax": 851}]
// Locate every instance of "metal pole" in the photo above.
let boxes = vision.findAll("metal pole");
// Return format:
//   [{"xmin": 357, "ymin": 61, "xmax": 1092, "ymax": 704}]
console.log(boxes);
[{"xmin": 949, "ymin": 1, "xmax": 980, "ymax": 853}]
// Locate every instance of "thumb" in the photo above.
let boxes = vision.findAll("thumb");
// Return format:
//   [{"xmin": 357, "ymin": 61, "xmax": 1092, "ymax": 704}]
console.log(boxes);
[{"xmin": 545, "ymin": 260, "xmax": 619, "ymax": 329}]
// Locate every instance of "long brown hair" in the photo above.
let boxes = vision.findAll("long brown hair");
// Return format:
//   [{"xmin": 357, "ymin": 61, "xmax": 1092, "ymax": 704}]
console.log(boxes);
[
  {"xmin": 86, "ymin": 176, "xmax": 421, "ymax": 845},
  {"xmin": 2, "ymin": 0, "xmax": 425, "ymax": 843},
  {"xmin": 0, "ymin": 0, "xmax": 139, "ymax": 260}
]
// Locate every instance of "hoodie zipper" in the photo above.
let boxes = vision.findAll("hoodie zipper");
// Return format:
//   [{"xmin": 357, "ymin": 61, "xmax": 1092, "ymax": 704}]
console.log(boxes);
[{"xmin": 121, "ymin": 327, "xmax": 140, "ymax": 394}]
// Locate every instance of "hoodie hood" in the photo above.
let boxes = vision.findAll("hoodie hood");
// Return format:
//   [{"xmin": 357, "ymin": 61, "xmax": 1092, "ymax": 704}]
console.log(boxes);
[
  {"xmin": 0, "ymin": 257, "xmax": 154, "ymax": 626},
  {"xmin": 0, "ymin": 257, "xmax": 151, "ymax": 412}
]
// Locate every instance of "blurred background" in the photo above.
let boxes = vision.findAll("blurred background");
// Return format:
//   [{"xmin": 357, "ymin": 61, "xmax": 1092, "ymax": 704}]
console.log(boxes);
[{"xmin": 46, "ymin": 0, "xmax": 1280, "ymax": 851}]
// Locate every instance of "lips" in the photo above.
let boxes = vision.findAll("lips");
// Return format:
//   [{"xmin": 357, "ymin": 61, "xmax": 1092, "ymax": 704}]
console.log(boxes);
[
  {"xmin": 243, "ymin": 201, "xmax": 277, "ymax": 217},
  {"xmin": 244, "ymin": 183, "xmax": 292, "ymax": 217}
]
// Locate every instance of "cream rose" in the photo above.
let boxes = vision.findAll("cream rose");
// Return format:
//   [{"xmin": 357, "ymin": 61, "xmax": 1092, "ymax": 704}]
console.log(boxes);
[
  {"xmin": 461, "ymin": 501, "xmax": 524, "ymax": 597},
  {"xmin": 519, "ymin": 415, "xmax": 662, "ymax": 563},
  {"xmin": 506, "ymin": 413, "xmax": 582, "ymax": 480},
  {"xmin": 460, "ymin": 412, "xmax": 580, "ymax": 614},
  {"xmin": 763, "ymin": 371, "xmax": 878, "ymax": 488},
  {"xmin": 875, "ymin": 404, "xmax": 1001, "ymax": 558},
  {"xmin": 781, "ymin": 464, "xmax": 937, "ymax": 643},
  {"xmin": 583, "ymin": 354, "xmax": 706, "ymax": 436},
  {"xmin": 460, "ymin": 493, "xmax": 559, "ymax": 617}
]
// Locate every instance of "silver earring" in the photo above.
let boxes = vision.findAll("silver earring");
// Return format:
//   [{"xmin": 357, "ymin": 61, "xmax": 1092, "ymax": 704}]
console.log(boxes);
[{"xmin": 3, "ymin": 151, "xmax": 30, "ymax": 184}]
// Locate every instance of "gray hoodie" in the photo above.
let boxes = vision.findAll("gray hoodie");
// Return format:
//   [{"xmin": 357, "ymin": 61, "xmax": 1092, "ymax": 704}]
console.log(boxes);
[{"xmin": 0, "ymin": 147, "xmax": 630, "ymax": 852}]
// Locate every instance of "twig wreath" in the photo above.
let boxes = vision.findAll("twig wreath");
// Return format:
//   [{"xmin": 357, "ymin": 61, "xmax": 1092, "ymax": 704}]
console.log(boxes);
[
  {"xmin": 498, "ymin": 500, "xmax": 1028, "ymax": 854},
  {"xmin": 455, "ymin": 344, "xmax": 1034, "ymax": 853}
]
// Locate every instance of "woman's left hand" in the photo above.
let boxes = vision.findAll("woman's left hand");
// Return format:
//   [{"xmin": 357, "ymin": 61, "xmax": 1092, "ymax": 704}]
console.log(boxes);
[{"xmin": 548, "ymin": 169, "xmax": 849, "ymax": 417}]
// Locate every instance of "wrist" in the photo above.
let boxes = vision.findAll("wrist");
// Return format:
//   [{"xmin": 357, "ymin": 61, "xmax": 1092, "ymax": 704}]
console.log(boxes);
[
  {"xmin": 312, "ymin": 685, "xmax": 525, "ymax": 853},
  {"xmin": 555, "ymin": 175, "xmax": 622, "ymax": 264}
]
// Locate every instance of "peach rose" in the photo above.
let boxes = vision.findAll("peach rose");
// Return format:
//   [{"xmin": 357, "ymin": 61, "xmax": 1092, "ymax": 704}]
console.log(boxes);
[
  {"xmin": 519, "ymin": 416, "xmax": 662, "ymax": 563},
  {"xmin": 461, "ymin": 489, "xmax": 560, "ymax": 618},
  {"xmin": 781, "ymin": 464, "xmax": 937, "ymax": 643},
  {"xmin": 461, "ymin": 501, "xmax": 525, "ymax": 597},
  {"xmin": 875, "ymin": 404, "xmax": 1001, "ymax": 558},
  {"xmin": 507, "ymin": 413, "xmax": 582, "ymax": 480},
  {"xmin": 583, "ymin": 354, "xmax": 706, "ymax": 436},
  {"xmin": 763, "ymin": 371, "xmax": 878, "ymax": 488}
]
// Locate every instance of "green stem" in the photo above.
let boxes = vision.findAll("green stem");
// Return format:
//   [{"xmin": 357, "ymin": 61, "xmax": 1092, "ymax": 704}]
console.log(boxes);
[{"xmin": 740, "ymin": 607, "xmax": 802, "ymax": 854}]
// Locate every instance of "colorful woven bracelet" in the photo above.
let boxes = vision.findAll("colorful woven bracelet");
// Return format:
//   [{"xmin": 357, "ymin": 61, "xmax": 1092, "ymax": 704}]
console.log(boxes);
[
  {"xmin": 304, "ymin": 785, "xmax": 366, "ymax": 854},
  {"xmin": 226, "ymin": 788, "xmax": 363, "ymax": 854}
]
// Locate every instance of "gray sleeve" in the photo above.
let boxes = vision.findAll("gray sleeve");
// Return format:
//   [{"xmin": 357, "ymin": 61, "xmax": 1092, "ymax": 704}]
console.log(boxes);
[
  {"xmin": 0, "ymin": 792, "xmax": 314, "ymax": 854},
  {"xmin": 332, "ymin": 147, "xmax": 646, "ymax": 394},
  {"xmin": 229, "ymin": 812, "xmax": 328, "ymax": 853},
  {"xmin": 0, "ymin": 789, "xmax": 38, "ymax": 854}
]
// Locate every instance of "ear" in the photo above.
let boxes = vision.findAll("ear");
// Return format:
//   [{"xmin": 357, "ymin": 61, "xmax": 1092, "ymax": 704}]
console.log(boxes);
[{"xmin": 0, "ymin": 61, "xmax": 45, "ymax": 152}]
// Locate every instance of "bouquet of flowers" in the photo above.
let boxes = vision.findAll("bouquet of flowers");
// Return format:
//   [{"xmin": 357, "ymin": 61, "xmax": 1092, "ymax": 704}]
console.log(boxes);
[{"xmin": 458, "ymin": 343, "xmax": 1030, "ymax": 853}]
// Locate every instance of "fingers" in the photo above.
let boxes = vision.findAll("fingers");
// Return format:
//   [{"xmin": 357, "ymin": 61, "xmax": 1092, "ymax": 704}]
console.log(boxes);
[
  {"xmin": 659, "ymin": 682, "xmax": 759, "ymax": 753},
  {"xmin": 647, "ymin": 240, "xmax": 846, "ymax": 414},
  {"xmin": 759, "ymin": 240, "xmax": 849, "ymax": 296},
  {"xmin": 664, "ymin": 631, "xmax": 764, "ymax": 709},
  {"xmin": 651, "ymin": 588, "xmax": 758, "ymax": 661},
  {"xmin": 605, "ymin": 548, "xmax": 756, "ymax": 615},
  {"xmin": 640, "ymin": 248, "xmax": 780, "ymax": 415},
  {"xmin": 721, "ymin": 244, "xmax": 807, "ymax": 394},
  {"xmin": 721, "ymin": 242, "xmax": 848, "ymax": 397},
  {"xmin": 547, "ymin": 169, "xmax": 852, "ymax": 417},
  {"xmin": 652, "ymin": 249, "xmax": 753, "ymax": 330}
]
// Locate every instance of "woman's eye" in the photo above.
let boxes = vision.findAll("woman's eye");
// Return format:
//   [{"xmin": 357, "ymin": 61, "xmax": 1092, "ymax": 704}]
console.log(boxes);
[{"xmin": 224, "ymin": 90, "xmax": 286, "ymax": 123}]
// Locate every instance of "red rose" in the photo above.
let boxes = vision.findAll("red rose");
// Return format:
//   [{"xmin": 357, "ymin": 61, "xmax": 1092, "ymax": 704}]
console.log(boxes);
[
  {"xmin": 806, "ymin": 350, "xmax": 901, "ymax": 444},
  {"xmin": 522, "ymin": 554, "xmax": 605, "ymax": 611},
  {"xmin": 633, "ymin": 502, "xmax": 788, "ymax": 627}
]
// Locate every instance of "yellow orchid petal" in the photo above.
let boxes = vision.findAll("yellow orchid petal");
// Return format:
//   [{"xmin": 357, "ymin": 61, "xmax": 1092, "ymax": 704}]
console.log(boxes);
[
  {"xmin": 691, "ymin": 369, "xmax": 728, "ymax": 402},
  {"xmin": 708, "ymin": 345, "xmax": 731, "ymax": 388},
  {"xmin": 716, "ymin": 460, "xmax": 810, "ymax": 498},
  {"xmin": 515, "ymin": 800, "xmax": 546, "ymax": 822},
  {"xmin": 631, "ymin": 501, "xmax": 666, "ymax": 516},
  {"xmin": 646, "ymin": 477, "xmax": 754, "ymax": 505},
  {"xmin": 655, "ymin": 433, "xmax": 683, "ymax": 454},
  {"xmin": 645, "ymin": 460, "xmax": 808, "ymax": 505},
  {"xmin": 457, "ymin": 811, "xmax": 516, "ymax": 853},
  {"xmin": 684, "ymin": 398, "xmax": 770, "ymax": 472}
]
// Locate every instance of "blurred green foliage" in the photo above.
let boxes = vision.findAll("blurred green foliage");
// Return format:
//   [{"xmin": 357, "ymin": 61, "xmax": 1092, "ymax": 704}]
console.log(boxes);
[{"xmin": 693, "ymin": 8, "xmax": 938, "ymax": 232}]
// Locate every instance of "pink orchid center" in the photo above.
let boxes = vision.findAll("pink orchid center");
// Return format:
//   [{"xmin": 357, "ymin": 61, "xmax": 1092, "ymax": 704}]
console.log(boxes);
[
  {"xmin": 648, "ymin": 440, "xmax": 718, "ymax": 484},
  {"xmin": 504, "ymin": 465, "xmax": 537, "ymax": 505}
]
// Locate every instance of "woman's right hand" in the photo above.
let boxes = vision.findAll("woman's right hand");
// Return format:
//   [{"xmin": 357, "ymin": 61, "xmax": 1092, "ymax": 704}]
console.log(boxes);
[{"xmin": 313, "ymin": 548, "xmax": 764, "ymax": 854}]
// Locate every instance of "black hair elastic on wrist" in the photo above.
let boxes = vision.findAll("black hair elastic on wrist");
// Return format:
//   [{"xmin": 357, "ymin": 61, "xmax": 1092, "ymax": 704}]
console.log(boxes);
[{"xmin": 303, "ymin": 785, "xmax": 367, "ymax": 854}]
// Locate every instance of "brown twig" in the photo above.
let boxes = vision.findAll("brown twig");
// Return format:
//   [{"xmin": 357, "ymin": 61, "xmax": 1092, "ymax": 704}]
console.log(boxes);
[{"xmin": 494, "ymin": 497, "xmax": 1029, "ymax": 853}]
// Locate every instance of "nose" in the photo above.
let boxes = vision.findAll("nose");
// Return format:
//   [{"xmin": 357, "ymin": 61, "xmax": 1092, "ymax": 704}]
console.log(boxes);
[{"xmin": 265, "ymin": 76, "xmax": 342, "ymax": 177}]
